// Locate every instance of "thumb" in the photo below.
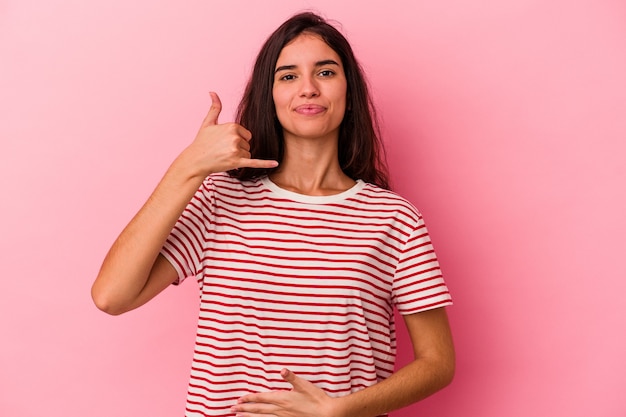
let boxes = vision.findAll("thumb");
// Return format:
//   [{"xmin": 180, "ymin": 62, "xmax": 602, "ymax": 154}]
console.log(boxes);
[
  {"xmin": 201, "ymin": 91, "xmax": 222, "ymax": 127},
  {"xmin": 281, "ymin": 368, "xmax": 306, "ymax": 391}
]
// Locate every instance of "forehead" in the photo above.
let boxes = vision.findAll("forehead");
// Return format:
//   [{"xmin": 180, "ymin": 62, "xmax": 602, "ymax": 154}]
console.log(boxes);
[{"xmin": 275, "ymin": 33, "xmax": 342, "ymax": 66}]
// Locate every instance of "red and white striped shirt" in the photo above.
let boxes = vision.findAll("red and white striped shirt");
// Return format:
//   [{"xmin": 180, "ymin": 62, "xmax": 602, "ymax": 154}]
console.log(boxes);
[{"xmin": 161, "ymin": 173, "xmax": 452, "ymax": 417}]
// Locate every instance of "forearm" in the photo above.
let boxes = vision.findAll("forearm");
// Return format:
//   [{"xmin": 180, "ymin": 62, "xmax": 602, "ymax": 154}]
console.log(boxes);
[
  {"xmin": 334, "ymin": 308, "xmax": 455, "ymax": 417},
  {"xmin": 91, "ymin": 152, "xmax": 207, "ymax": 314},
  {"xmin": 333, "ymin": 356, "xmax": 455, "ymax": 417}
]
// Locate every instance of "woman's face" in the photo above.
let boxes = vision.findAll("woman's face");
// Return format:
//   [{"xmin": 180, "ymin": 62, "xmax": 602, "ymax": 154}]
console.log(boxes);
[{"xmin": 272, "ymin": 33, "xmax": 347, "ymax": 143}]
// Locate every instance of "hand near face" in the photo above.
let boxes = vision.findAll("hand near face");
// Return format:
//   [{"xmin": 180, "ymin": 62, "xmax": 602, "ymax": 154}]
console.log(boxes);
[
  {"xmin": 231, "ymin": 368, "xmax": 336, "ymax": 417},
  {"xmin": 182, "ymin": 92, "xmax": 278, "ymax": 177}
]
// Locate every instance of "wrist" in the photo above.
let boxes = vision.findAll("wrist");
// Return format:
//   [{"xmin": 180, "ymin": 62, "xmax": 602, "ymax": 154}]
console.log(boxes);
[
  {"xmin": 329, "ymin": 390, "xmax": 383, "ymax": 417},
  {"xmin": 168, "ymin": 148, "xmax": 213, "ymax": 184},
  {"xmin": 329, "ymin": 394, "xmax": 356, "ymax": 417}
]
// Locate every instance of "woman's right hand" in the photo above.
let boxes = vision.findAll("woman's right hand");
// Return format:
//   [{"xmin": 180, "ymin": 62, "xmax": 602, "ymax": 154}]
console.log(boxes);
[{"xmin": 179, "ymin": 92, "xmax": 278, "ymax": 178}]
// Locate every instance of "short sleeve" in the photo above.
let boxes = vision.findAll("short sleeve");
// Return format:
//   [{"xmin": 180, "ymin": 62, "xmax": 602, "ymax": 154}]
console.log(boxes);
[
  {"xmin": 160, "ymin": 178, "xmax": 215, "ymax": 285},
  {"xmin": 392, "ymin": 216, "xmax": 452, "ymax": 315}
]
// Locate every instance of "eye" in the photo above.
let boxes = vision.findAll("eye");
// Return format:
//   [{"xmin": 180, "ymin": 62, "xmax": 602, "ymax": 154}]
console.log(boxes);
[
  {"xmin": 279, "ymin": 74, "xmax": 296, "ymax": 81},
  {"xmin": 318, "ymin": 69, "xmax": 335, "ymax": 77}
]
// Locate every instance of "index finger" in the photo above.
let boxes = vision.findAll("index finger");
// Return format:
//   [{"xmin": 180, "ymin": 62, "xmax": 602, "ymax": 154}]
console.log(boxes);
[{"xmin": 236, "ymin": 390, "xmax": 281, "ymax": 405}]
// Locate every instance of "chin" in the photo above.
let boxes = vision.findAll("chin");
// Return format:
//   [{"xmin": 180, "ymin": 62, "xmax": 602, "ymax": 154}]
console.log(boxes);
[{"xmin": 286, "ymin": 124, "xmax": 340, "ymax": 141}]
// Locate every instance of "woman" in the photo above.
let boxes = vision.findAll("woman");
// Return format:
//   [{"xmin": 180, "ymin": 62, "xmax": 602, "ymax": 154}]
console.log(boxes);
[{"xmin": 92, "ymin": 12, "xmax": 455, "ymax": 417}]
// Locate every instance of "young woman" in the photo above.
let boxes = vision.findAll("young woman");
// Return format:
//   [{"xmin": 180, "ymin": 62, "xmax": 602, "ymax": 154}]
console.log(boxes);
[{"xmin": 92, "ymin": 12, "xmax": 455, "ymax": 417}]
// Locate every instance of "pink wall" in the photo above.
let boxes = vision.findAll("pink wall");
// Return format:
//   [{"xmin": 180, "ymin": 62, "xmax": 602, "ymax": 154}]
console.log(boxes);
[{"xmin": 1, "ymin": 1, "xmax": 625, "ymax": 416}]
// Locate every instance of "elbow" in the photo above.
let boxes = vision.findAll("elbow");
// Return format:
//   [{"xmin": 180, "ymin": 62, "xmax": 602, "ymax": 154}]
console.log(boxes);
[
  {"xmin": 91, "ymin": 283, "xmax": 127, "ymax": 316},
  {"xmin": 437, "ymin": 347, "xmax": 456, "ymax": 389},
  {"xmin": 418, "ymin": 356, "xmax": 455, "ymax": 400},
  {"xmin": 422, "ymin": 347, "xmax": 456, "ymax": 393},
  {"xmin": 440, "ymin": 357, "xmax": 456, "ymax": 388}
]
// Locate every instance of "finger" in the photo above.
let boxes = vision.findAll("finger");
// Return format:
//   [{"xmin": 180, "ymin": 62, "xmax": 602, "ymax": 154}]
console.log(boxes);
[
  {"xmin": 238, "ymin": 138, "xmax": 251, "ymax": 152},
  {"xmin": 231, "ymin": 401, "xmax": 278, "ymax": 415},
  {"xmin": 281, "ymin": 368, "xmax": 305, "ymax": 391},
  {"xmin": 281, "ymin": 368, "xmax": 294, "ymax": 382},
  {"xmin": 237, "ymin": 125, "xmax": 253, "ymax": 141},
  {"xmin": 238, "ymin": 158, "xmax": 279, "ymax": 169},
  {"xmin": 201, "ymin": 91, "xmax": 222, "ymax": 127},
  {"xmin": 237, "ymin": 390, "xmax": 280, "ymax": 404}
]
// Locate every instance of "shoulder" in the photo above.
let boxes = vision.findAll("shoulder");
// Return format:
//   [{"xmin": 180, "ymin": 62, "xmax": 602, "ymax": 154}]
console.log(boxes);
[{"xmin": 357, "ymin": 182, "xmax": 424, "ymax": 221}]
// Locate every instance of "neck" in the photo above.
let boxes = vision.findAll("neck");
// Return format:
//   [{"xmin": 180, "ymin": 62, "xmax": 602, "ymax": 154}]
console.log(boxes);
[{"xmin": 270, "ymin": 134, "xmax": 355, "ymax": 196}]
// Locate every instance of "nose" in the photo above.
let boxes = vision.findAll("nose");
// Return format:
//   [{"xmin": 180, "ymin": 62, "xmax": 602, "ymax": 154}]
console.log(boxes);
[{"xmin": 299, "ymin": 75, "xmax": 320, "ymax": 98}]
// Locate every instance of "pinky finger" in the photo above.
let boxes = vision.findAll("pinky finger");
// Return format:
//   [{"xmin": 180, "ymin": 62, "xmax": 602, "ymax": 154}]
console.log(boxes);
[{"xmin": 239, "ymin": 159, "xmax": 279, "ymax": 169}]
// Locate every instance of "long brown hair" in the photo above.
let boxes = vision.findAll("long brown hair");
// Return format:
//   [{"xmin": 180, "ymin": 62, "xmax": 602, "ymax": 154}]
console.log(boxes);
[{"xmin": 232, "ymin": 12, "xmax": 389, "ymax": 189}]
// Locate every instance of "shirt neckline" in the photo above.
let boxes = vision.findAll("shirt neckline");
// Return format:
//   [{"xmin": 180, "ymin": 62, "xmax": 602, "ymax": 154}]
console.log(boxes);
[{"xmin": 260, "ymin": 176, "xmax": 365, "ymax": 204}]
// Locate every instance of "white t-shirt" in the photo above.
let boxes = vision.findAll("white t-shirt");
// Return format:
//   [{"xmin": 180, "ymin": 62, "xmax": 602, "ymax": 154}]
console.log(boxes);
[{"xmin": 161, "ymin": 173, "xmax": 452, "ymax": 417}]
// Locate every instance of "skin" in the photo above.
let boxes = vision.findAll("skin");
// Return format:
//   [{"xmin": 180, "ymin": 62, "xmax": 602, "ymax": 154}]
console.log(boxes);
[
  {"xmin": 270, "ymin": 33, "xmax": 354, "ymax": 196},
  {"xmin": 92, "ymin": 32, "xmax": 455, "ymax": 417}
]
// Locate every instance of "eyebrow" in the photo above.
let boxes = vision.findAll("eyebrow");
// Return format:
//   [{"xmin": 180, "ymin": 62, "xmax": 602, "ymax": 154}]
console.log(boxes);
[{"xmin": 274, "ymin": 59, "xmax": 340, "ymax": 74}]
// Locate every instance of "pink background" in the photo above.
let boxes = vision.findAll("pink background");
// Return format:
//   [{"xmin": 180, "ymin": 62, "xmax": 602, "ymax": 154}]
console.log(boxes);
[{"xmin": 1, "ymin": 1, "xmax": 625, "ymax": 416}]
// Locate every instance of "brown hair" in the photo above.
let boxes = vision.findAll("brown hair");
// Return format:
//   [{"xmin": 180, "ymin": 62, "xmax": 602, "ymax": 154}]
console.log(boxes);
[{"xmin": 232, "ymin": 12, "xmax": 389, "ymax": 189}]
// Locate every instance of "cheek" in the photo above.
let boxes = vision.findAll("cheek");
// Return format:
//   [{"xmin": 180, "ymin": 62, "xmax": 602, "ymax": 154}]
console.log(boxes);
[
  {"xmin": 334, "ymin": 81, "xmax": 348, "ymax": 107},
  {"xmin": 335, "ymin": 86, "xmax": 348, "ymax": 115},
  {"xmin": 272, "ymin": 88, "xmax": 288, "ymax": 113}
]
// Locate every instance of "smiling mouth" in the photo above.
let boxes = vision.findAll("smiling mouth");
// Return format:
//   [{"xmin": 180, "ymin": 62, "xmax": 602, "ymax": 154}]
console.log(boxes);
[{"xmin": 294, "ymin": 104, "xmax": 326, "ymax": 115}]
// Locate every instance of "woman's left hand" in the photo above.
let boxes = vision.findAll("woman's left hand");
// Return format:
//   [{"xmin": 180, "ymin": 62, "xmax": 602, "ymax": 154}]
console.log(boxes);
[{"xmin": 232, "ymin": 368, "xmax": 337, "ymax": 417}]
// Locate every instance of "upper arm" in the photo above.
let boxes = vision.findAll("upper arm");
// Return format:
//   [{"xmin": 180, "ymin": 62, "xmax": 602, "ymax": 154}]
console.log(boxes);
[
  {"xmin": 403, "ymin": 307, "xmax": 455, "ymax": 380},
  {"xmin": 122, "ymin": 254, "xmax": 179, "ymax": 313}
]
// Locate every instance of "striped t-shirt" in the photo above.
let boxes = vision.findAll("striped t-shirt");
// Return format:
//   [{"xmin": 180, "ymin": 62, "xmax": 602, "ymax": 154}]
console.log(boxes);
[{"xmin": 161, "ymin": 173, "xmax": 452, "ymax": 417}]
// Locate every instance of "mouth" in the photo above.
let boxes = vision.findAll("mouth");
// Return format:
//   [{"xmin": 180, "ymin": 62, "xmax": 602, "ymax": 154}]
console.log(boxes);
[{"xmin": 294, "ymin": 104, "xmax": 326, "ymax": 115}]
